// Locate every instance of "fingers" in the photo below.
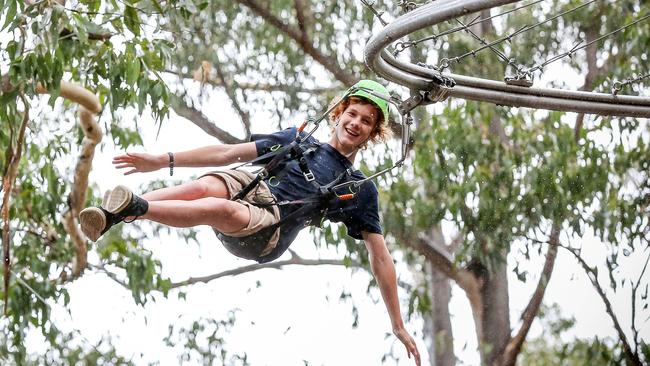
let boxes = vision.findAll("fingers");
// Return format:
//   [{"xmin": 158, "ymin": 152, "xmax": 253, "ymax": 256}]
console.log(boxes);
[
  {"xmin": 111, "ymin": 152, "xmax": 159, "ymax": 175},
  {"xmin": 113, "ymin": 151, "xmax": 143, "ymax": 161},
  {"xmin": 396, "ymin": 329, "xmax": 421, "ymax": 366},
  {"xmin": 113, "ymin": 153, "xmax": 134, "ymax": 161},
  {"xmin": 114, "ymin": 163, "xmax": 134, "ymax": 169},
  {"xmin": 411, "ymin": 343, "xmax": 421, "ymax": 366},
  {"xmin": 406, "ymin": 339, "xmax": 420, "ymax": 366},
  {"xmin": 113, "ymin": 155, "xmax": 135, "ymax": 164},
  {"xmin": 112, "ymin": 158, "xmax": 131, "ymax": 166},
  {"xmin": 111, "ymin": 153, "xmax": 134, "ymax": 175}
]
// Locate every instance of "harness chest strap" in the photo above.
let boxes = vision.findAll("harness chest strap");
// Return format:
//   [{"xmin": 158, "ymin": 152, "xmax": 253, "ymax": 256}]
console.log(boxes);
[
  {"xmin": 232, "ymin": 137, "xmax": 320, "ymax": 201},
  {"xmin": 230, "ymin": 141, "xmax": 298, "ymax": 201},
  {"xmin": 253, "ymin": 169, "xmax": 356, "ymax": 235},
  {"xmin": 231, "ymin": 128, "xmax": 361, "ymax": 230},
  {"xmin": 293, "ymin": 143, "xmax": 320, "ymax": 188}
]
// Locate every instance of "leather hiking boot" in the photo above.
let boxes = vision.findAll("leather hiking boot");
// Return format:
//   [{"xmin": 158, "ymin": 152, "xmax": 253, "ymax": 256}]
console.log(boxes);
[
  {"xmin": 79, "ymin": 206, "xmax": 122, "ymax": 242},
  {"xmin": 79, "ymin": 189, "xmax": 118, "ymax": 242},
  {"xmin": 102, "ymin": 185, "xmax": 148, "ymax": 221}
]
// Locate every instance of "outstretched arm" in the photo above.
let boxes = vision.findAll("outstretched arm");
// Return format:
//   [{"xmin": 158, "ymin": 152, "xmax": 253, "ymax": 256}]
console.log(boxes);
[
  {"xmin": 113, "ymin": 142, "xmax": 258, "ymax": 175},
  {"xmin": 362, "ymin": 232, "xmax": 421, "ymax": 366}
]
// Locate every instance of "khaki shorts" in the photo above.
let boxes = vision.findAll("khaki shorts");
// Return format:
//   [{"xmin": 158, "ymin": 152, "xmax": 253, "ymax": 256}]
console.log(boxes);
[{"xmin": 201, "ymin": 170, "xmax": 281, "ymax": 256}]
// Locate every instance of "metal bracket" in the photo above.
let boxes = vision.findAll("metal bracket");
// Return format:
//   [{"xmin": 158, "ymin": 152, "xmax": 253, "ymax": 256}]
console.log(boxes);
[
  {"xmin": 426, "ymin": 84, "xmax": 451, "ymax": 103},
  {"xmin": 398, "ymin": 91, "xmax": 424, "ymax": 115},
  {"xmin": 505, "ymin": 73, "xmax": 534, "ymax": 87},
  {"xmin": 427, "ymin": 72, "xmax": 455, "ymax": 103}
]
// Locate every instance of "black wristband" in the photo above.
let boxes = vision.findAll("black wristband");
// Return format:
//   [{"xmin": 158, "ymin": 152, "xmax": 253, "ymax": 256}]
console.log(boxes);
[{"xmin": 168, "ymin": 152, "xmax": 174, "ymax": 176}]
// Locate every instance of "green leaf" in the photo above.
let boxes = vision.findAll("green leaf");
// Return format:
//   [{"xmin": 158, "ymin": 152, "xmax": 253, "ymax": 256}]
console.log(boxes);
[
  {"xmin": 6, "ymin": 40, "xmax": 18, "ymax": 60},
  {"xmin": 2, "ymin": 0, "xmax": 17, "ymax": 31},
  {"xmin": 72, "ymin": 14, "xmax": 88, "ymax": 43},
  {"xmin": 150, "ymin": 0, "xmax": 164, "ymax": 13},
  {"xmin": 124, "ymin": 5, "xmax": 140, "ymax": 36},
  {"xmin": 126, "ymin": 59, "xmax": 140, "ymax": 85},
  {"xmin": 30, "ymin": 20, "xmax": 39, "ymax": 35},
  {"xmin": 88, "ymin": 0, "xmax": 101, "ymax": 13}
]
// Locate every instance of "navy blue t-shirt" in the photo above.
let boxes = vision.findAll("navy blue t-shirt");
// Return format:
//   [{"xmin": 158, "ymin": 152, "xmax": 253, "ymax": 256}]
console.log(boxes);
[{"xmin": 251, "ymin": 127, "xmax": 382, "ymax": 262}]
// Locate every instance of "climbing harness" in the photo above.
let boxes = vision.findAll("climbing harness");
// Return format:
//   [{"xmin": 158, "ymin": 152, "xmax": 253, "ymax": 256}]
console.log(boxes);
[{"xmin": 226, "ymin": 80, "xmax": 425, "ymax": 248}]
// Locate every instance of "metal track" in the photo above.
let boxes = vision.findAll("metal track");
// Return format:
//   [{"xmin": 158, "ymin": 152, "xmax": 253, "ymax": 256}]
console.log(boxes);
[{"xmin": 364, "ymin": 0, "xmax": 650, "ymax": 118}]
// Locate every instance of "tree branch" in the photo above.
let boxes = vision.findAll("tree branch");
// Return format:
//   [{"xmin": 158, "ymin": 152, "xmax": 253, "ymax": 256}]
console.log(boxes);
[
  {"xmin": 167, "ymin": 69, "xmax": 340, "ymax": 94},
  {"xmin": 408, "ymin": 228, "xmax": 482, "ymax": 341},
  {"xmin": 211, "ymin": 55, "xmax": 252, "ymax": 137},
  {"xmin": 169, "ymin": 94, "xmax": 245, "ymax": 144},
  {"xmin": 414, "ymin": 236, "xmax": 456, "ymax": 280},
  {"xmin": 630, "ymin": 250, "xmax": 650, "ymax": 355},
  {"xmin": 2, "ymin": 93, "xmax": 29, "ymax": 316},
  {"xmin": 33, "ymin": 82, "xmax": 102, "ymax": 278},
  {"xmin": 448, "ymin": 232, "xmax": 463, "ymax": 254},
  {"xmin": 0, "ymin": 75, "xmax": 12, "ymax": 94},
  {"xmin": 501, "ymin": 224, "xmax": 559, "ymax": 366},
  {"xmin": 235, "ymin": 0, "xmax": 356, "ymax": 85},
  {"xmin": 575, "ymin": 25, "xmax": 600, "ymax": 141},
  {"xmin": 90, "ymin": 263, "xmax": 130, "ymax": 290},
  {"xmin": 561, "ymin": 242, "xmax": 642, "ymax": 365},
  {"xmin": 293, "ymin": 0, "xmax": 312, "ymax": 43},
  {"xmin": 394, "ymin": 224, "xmax": 480, "ymax": 309},
  {"xmin": 169, "ymin": 250, "xmax": 361, "ymax": 289}
]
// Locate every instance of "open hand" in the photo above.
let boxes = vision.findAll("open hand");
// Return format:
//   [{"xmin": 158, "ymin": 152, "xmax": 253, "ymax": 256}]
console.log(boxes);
[
  {"xmin": 394, "ymin": 327, "xmax": 421, "ymax": 366},
  {"xmin": 113, "ymin": 152, "xmax": 165, "ymax": 175}
]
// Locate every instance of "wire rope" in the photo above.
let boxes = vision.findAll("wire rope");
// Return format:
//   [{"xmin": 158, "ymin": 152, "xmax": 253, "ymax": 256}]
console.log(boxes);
[{"xmin": 363, "ymin": 0, "xmax": 650, "ymax": 117}]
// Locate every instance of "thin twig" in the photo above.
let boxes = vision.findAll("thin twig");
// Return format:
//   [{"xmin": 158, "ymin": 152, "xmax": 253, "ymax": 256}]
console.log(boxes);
[
  {"xmin": 9, "ymin": 270, "xmax": 105, "ymax": 354},
  {"xmin": 501, "ymin": 225, "xmax": 559, "ymax": 366},
  {"xmin": 559, "ymin": 240, "xmax": 641, "ymax": 365},
  {"xmin": 631, "ymin": 250, "xmax": 650, "ymax": 354},
  {"xmin": 2, "ymin": 94, "xmax": 30, "ymax": 316}
]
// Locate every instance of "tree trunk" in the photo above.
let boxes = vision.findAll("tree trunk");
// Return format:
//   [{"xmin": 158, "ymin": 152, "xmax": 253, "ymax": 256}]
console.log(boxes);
[
  {"xmin": 422, "ymin": 223, "xmax": 456, "ymax": 366},
  {"xmin": 428, "ymin": 260, "xmax": 456, "ymax": 366},
  {"xmin": 465, "ymin": 256, "xmax": 511, "ymax": 365}
]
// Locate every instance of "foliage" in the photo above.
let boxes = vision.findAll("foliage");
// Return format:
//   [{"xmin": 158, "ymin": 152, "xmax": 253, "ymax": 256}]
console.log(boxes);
[
  {"xmin": 383, "ymin": 102, "xmax": 649, "ymax": 266},
  {"xmin": 1, "ymin": 0, "xmax": 177, "ymax": 122},
  {"xmin": 163, "ymin": 0, "xmax": 386, "ymax": 127},
  {"xmin": 379, "ymin": 0, "xmax": 649, "ymax": 363},
  {"xmin": 0, "ymin": 320, "xmax": 134, "ymax": 365},
  {"xmin": 518, "ymin": 303, "xmax": 632, "ymax": 366},
  {"xmin": 163, "ymin": 312, "xmax": 249, "ymax": 366},
  {"xmin": 0, "ymin": 0, "xmax": 194, "ymax": 363}
]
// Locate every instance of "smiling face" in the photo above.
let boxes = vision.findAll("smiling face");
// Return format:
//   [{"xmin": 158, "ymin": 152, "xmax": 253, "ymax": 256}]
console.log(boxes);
[{"xmin": 329, "ymin": 100, "xmax": 379, "ymax": 159}]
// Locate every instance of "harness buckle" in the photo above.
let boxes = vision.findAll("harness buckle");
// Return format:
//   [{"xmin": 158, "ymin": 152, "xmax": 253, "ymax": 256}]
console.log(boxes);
[{"xmin": 303, "ymin": 170, "xmax": 315, "ymax": 182}]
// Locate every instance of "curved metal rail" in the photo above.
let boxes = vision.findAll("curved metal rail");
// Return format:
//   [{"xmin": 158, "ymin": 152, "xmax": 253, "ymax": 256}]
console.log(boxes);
[{"xmin": 364, "ymin": 0, "xmax": 650, "ymax": 118}]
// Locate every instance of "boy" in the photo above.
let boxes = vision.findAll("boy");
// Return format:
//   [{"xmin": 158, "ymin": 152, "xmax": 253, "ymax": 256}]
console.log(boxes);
[{"xmin": 80, "ymin": 79, "xmax": 421, "ymax": 365}]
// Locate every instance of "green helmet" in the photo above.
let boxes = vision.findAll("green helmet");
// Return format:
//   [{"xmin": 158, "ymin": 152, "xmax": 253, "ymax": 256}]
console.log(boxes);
[{"xmin": 347, "ymin": 79, "xmax": 390, "ymax": 123}]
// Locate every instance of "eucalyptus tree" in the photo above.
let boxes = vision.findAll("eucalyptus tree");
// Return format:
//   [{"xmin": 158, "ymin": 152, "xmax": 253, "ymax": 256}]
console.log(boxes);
[
  {"xmin": 0, "ymin": 0, "xmax": 179, "ymax": 362},
  {"xmin": 378, "ymin": 1, "xmax": 649, "ymax": 365}
]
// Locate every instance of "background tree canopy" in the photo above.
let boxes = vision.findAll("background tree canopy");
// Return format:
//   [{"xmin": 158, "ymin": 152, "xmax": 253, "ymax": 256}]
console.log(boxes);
[{"xmin": 0, "ymin": 0, "xmax": 648, "ymax": 365}]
